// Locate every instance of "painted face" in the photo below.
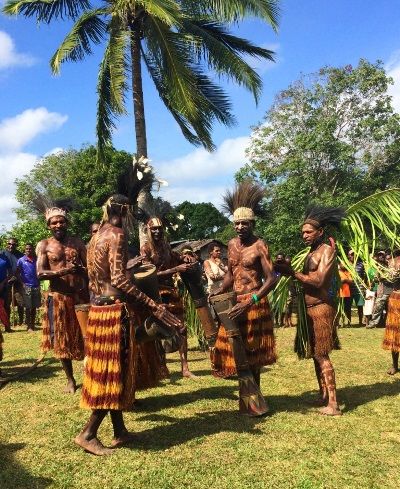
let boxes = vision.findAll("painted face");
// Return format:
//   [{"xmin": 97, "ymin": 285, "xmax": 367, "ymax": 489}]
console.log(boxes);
[
  {"xmin": 91, "ymin": 223, "xmax": 100, "ymax": 236},
  {"xmin": 149, "ymin": 225, "xmax": 163, "ymax": 242},
  {"xmin": 301, "ymin": 223, "xmax": 323, "ymax": 246},
  {"xmin": 234, "ymin": 219, "xmax": 253, "ymax": 240},
  {"xmin": 48, "ymin": 216, "xmax": 68, "ymax": 241}
]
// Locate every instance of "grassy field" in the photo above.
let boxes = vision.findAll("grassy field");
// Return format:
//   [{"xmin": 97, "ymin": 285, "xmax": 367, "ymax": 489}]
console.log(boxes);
[{"xmin": 0, "ymin": 323, "xmax": 399, "ymax": 489}]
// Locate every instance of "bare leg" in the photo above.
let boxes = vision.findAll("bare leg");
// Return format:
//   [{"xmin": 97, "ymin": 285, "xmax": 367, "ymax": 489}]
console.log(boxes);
[
  {"xmin": 357, "ymin": 306, "xmax": 363, "ymax": 327},
  {"xmin": 387, "ymin": 352, "xmax": 399, "ymax": 375},
  {"xmin": 60, "ymin": 359, "xmax": 77, "ymax": 393},
  {"xmin": 312, "ymin": 358, "xmax": 327, "ymax": 405},
  {"xmin": 110, "ymin": 410, "xmax": 136, "ymax": 448},
  {"xmin": 251, "ymin": 367, "xmax": 261, "ymax": 388},
  {"xmin": 317, "ymin": 356, "xmax": 341, "ymax": 416},
  {"xmin": 75, "ymin": 409, "xmax": 113, "ymax": 455},
  {"xmin": 18, "ymin": 306, "xmax": 24, "ymax": 326},
  {"xmin": 179, "ymin": 334, "xmax": 197, "ymax": 379}
]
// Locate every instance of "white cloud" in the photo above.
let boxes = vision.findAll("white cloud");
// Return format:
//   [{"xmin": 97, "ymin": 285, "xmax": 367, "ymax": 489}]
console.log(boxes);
[
  {"xmin": 386, "ymin": 50, "xmax": 400, "ymax": 113},
  {"xmin": 0, "ymin": 108, "xmax": 68, "ymax": 229},
  {"xmin": 0, "ymin": 30, "xmax": 36, "ymax": 70},
  {"xmin": 155, "ymin": 135, "xmax": 250, "ymax": 207},
  {"xmin": 0, "ymin": 107, "xmax": 68, "ymax": 153}
]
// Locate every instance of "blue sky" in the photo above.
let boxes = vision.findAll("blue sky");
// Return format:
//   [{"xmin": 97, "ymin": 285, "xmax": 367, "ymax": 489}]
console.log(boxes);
[{"xmin": 1, "ymin": 0, "xmax": 400, "ymax": 228}]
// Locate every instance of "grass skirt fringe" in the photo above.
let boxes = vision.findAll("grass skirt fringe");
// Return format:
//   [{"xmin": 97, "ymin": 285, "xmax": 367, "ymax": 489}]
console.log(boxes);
[
  {"xmin": 41, "ymin": 292, "xmax": 84, "ymax": 360},
  {"xmin": 80, "ymin": 303, "xmax": 136, "ymax": 410},
  {"xmin": 212, "ymin": 294, "xmax": 276, "ymax": 378},
  {"xmin": 383, "ymin": 291, "xmax": 400, "ymax": 352},
  {"xmin": 306, "ymin": 303, "xmax": 340, "ymax": 358}
]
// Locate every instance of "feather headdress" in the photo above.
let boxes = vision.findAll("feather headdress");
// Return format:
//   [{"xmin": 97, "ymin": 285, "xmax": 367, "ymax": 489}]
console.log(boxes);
[
  {"xmin": 222, "ymin": 180, "xmax": 265, "ymax": 221},
  {"xmin": 31, "ymin": 193, "xmax": 76, "ymax": 224},
  {"xmin": 303, "ymin": 205, "xmax": 346, "ymax": 229}
]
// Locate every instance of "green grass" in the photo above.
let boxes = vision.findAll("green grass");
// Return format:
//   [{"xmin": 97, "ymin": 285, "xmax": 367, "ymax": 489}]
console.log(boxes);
[{"xmin": 1, "ymin": 323, "xmax": 399, "ymax": 489}]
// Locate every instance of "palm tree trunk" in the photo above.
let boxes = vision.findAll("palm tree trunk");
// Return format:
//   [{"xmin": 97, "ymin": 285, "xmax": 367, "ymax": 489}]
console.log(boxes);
[
  {"xmin": 130, "ymin": 25, "xmax": 153, "ymax": 246},
  {"xmin": 130, "ymin": 27, "xmax": 147, "ymax": 159}
]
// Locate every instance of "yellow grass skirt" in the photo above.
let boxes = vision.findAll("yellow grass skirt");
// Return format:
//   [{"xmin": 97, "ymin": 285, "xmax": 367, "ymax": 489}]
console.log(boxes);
[
  {"xmin": 80, "ymin": 303, "xmax": 136, "ymax": 411},
  {"xmin": 383, "ymin": 291, "xmax": 400, "ymax": 352},
  {"xmin": 212, "ymin": 294, "xmax": 276, "ymax": 378},
  {"xmin": 41, "ymin": 292, "xmax": 84, "ymax": 360}
]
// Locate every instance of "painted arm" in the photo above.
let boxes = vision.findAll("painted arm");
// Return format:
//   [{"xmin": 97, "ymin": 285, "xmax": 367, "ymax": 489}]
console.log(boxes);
[{"xmin": 252, "ymin": 241, "xmax": 278, "ymax": 301}]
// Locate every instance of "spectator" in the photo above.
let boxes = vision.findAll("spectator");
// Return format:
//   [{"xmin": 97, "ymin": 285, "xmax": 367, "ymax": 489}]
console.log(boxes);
[
  {"xmin": 338, "ymin": 261, "xmax": 353, "ymax": 327},
  {"xmin": 0, "ymin": 251, "xmax": 11, "ymax": 331},
  {"xmin": 16, "ymin": 243, "xmax": 41, "ymax": 332},
  {"xmin": 204, "ymin": 243, "xmax": 227, "ymax": 293},
  {"xmin": 367, "ymin": 251, "xmax": 394, "ymax": 329},
  {"xmin": 2, "ymin": 237, "xmax": 24, "ymax": 327},
  {"xmin": 347, "ymin": 249, "xmax": 365, "ymax": 326}
]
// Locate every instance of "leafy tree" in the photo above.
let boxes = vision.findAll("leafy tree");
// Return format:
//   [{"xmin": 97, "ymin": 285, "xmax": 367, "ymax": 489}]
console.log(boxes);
[
  {"xmin": 238, "ymin": 59, "xmax": 400, "ymax": 255},
  {"xmin": 13, "ymin": 145, "xmax": 132, "ymax": 244},
  {"xmin": 170, "ymin": 201, "xmax": 229, "ymax": 240},
  {"xmin": 3, "ymin": 0, "xmax": 279, "ymax": 163}
]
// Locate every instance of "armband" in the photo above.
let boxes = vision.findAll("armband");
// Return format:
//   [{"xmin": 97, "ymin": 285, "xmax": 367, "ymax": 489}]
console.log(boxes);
[{"xmin": 252, "ymin": 294, "xmax": 259, "ymax": 305}]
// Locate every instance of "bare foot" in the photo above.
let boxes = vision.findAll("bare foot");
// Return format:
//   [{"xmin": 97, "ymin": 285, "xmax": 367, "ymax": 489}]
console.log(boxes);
[
  {"xmin": 27, "ymin": 329, "xmax": 35, "ymax": 333},
  {"xmin": 63, "ymin": 379, "xmax": 77, "ymax": 394},
  {"xmin": 111, "ymin": 431, "xmax": 137, "ymax": 448},
  {"xmin": 319, "ymin": 405, "xmax": 342, "ymax": 416},
  {"xmin": 182, "ymin": 370, "xmax": 198, "ymax": 379},
  {"xmin": 74, "ymin": 435, "xmax": 113, "ymax": 455},
  {"xmin": 387, "ymin": 367, "xmax": 399, "ymax": 375}
]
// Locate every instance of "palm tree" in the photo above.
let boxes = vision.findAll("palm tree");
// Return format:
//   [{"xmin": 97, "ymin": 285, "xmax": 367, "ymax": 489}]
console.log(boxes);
[{"xmin": 3, "ymin": 1, "xmax": 279, "ymax": 158}]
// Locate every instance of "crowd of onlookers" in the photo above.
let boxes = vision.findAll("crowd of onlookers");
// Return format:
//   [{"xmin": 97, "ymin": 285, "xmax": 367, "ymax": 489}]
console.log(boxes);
[{"xmin": 0, "ymin": 238, "xmax": 41, "ymax": 333}]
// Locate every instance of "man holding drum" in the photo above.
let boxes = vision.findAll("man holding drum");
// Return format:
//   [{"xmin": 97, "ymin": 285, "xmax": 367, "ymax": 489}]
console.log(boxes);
[
  {"xmin": 211, "ymin": 181, "xmax": 277, "ymax": 416},
  {"xmin": 141, "ymin": 217, "xmax": 197, "ymax": 379},
  {"xmin": 77, "ymin": 194, "xmax": 182, "ymax": 455},
  {"xmin": 36, "ymin": 200, "xmax": 88, "ymax": 394}
]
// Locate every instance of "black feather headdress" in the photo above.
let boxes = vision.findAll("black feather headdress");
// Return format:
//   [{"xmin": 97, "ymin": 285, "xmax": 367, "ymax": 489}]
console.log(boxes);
[
  {"xmin": 222, "ymin": 180, "xmax": 265, "ymax": 221},
  {"xmin": 303, "ymin": 205, "xmax": 346, "ymax": 229},
  {"xmin": 31, "ymin": 192, "xmax": 76, "ymax": 223}
]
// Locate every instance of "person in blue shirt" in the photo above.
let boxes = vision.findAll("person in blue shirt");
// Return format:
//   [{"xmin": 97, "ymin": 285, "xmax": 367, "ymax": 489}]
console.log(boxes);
[
  {"xmin": 17, "ymin": 243, "xmax": 41, "ymax": 332},
  {"xmin": 0, "ymin": 251, "xmax": 12, "ymax": 333}
]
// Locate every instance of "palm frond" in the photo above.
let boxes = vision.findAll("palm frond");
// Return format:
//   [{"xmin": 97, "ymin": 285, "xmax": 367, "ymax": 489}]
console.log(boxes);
[
  {"xmin": 108, "ymin": 16, "xmax": 129, "ymax": 114},
  {"xmin": 143, "ymin": 17, "xmax": 235, "ymax": 150},
  {"xmin": 181, "ymin": 19, "xmax": 274, "ymax": 103},
  {"xmin": 2, "ymin": 0, "xmax": 90, "ymax": 22},
  {"xmin": 180, "ymin": 0, "xmax": 280, "ymax": 30},
  {"xmin": 96, "ymin": 42, "xmax": 115, "ymax": 165},
  {"xmin": 50, "ymin": 8, "xmax": 108, "ymax": 74},
  {"xmin": 337, "ymin": 188, "xmax": 400, "ymax": 285}
]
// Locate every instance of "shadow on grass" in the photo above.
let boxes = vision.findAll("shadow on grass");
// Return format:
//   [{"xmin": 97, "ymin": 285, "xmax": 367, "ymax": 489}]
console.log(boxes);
[
  {"xmin": 131, "ymin": 409, "xmax": 264, "ymax": 450},
  {"xmin": 338, "ymin": 379, "xmax": 400, "ymax": 412},
  {"xmin": 135, "ymin": 385, "xmax": 238, "ymax": 412},
  {"xmin": 0, "ymin": 443, "xmax": 52, "ymax": 489},
  {"xmin": 0, "ymin": 359, "xmax": 60, "ymax": 385},
  {"xmin": 269, "ymin": 379, "xmax": 400, "ymax": 414}
]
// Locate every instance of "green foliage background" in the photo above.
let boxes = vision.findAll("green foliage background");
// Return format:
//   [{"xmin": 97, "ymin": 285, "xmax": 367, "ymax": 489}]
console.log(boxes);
[{"xmin": 238, "ymin": 60, "xmax": 400, "ymax": 256}]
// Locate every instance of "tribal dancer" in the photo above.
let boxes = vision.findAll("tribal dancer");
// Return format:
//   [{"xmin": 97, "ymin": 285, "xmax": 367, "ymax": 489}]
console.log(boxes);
[
  {"xmin": 76, "ymin": 194, "xmax": 182, "ymax": 455},
  {"xmin": 211, "ymin": 181, "xmax": 277, "ymax": 415},
  {"xmin": 276, "ymin": 206, "xmax": 343, "ymax": 416},
  {"xmin": 36, "ymin": 199, "xmax": 88, "ymax": 394},
  {"xmin": 141, "ymin": 217, "xmax": 197, "ymax": 379},
  {"xmin": 382, "ymin": 251, "xmax": 400, "ymax": 375}
]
